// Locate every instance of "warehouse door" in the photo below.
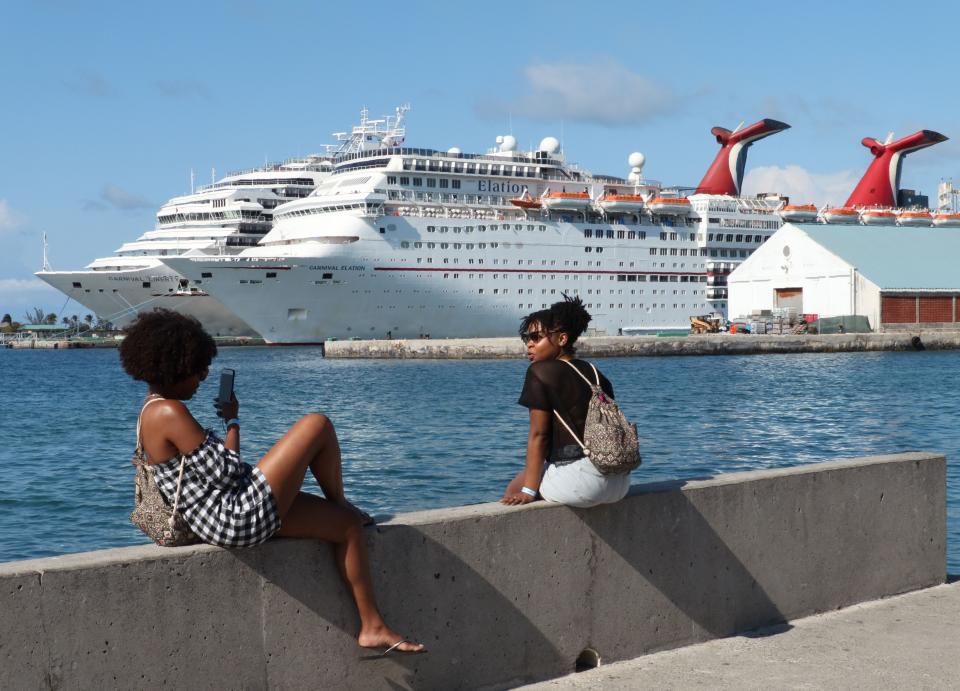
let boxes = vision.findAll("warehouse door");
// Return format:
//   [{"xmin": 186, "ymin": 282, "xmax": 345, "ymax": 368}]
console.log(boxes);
[{"xmin": 775, "ymin": 287, "xmax": 803, "ymax": 311}]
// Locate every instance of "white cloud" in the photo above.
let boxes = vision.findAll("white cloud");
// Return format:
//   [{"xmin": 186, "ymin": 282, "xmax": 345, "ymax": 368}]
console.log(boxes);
[
  {"xmin": 0, "ymin": 199, "xmax": 22, "ymax": 235},
  {"xmin": 482, "ymin": 60, "xmax": 677, "ymax": 127},
  {"xmin": 742, "ymin": 165, "xmax": 862, "ymax": 207},
  {"xmin": 0, "ymin": 278, "xmax": 63, "ymax": 319}
]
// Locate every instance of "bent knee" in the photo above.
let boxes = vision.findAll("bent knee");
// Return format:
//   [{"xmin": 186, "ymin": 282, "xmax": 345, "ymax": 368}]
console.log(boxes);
[{"xmin": 300, "ymin": 412, "xmax": 332, "ymax": 433}]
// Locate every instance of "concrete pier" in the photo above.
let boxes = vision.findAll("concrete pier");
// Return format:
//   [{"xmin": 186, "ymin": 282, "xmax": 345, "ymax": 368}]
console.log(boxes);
[
  {"xmin": 522, "ymin": 581, "xmax": 960, "ymax": 690},
  {"xmin": 323, "ymin": 331, "xmax": 960, "ymax": 359},
  {"xmin": 0, "ymin": 453, "xmax": 946, "ymax": 690}
]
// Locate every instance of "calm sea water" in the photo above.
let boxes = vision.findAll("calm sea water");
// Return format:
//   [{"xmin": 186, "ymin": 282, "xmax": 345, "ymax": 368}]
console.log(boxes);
[{"xmin": 1, "ymin": 347, "xmax": 957, "ymax": 572}]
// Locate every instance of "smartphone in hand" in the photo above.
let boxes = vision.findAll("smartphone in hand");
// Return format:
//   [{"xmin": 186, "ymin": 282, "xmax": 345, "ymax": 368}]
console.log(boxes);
[{"xmin": 218, "ymin": 368, "xmax": 236, "ymax": 406}]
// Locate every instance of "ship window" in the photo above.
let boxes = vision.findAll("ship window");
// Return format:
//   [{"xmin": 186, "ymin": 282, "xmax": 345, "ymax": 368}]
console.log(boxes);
[
  {"xmin": 72, "ymin": 282, "xmax": 82, "ymax": 288},
  {"xmin": 142, "ymin": 282, "xmax": 151, "ymax": 288},
  {"xmin": 426, "ymin": 178, "xmax": 435, "ymax": 187},
  {"xmin": 452, "ymin": 179, "xmax": 461, "ymax": 189},
  {"xmin": 401, "ymin": 241, "xmax": 410, "ymax": 248},
  {"xmin": 617, "ymin": 231, "xmax": 625, "ymax": 239},
  {"xmin": 439, "ymin": 179, "xmax": 449, "ymax": 188},
  {"xmin": 584, "ymin": 229, "xmax": 593, "ymax": 238},
  {"xmin": 400, "ymin": 176, "xmax": 410, "ymax": 185},
  {"xmin": 412, "ymin": 178, "xmax": 422, "ymax": 186},
  {"xmin": 201, "ymin": 272, "xmax": 212, "ymax": 278},
  {"xmin": 427, "ymin": 226, "xmax": 436, "ymax": 232},
  {"xmin": 379, "ymin": 228, "xmax": 386, "ymax": 234},
  {"xmin": 266, "ymin": 272, "xmax": 277, "ymax": 278},
  {"xmin": 585, "ymin": 247, "xmax": 592, "ymax": 253}
]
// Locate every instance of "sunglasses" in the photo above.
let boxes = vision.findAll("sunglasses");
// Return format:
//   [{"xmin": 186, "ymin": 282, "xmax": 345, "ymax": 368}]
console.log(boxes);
[{"xmin": 521, "ymin": 330, "xmax": 551, "ymax": 345}]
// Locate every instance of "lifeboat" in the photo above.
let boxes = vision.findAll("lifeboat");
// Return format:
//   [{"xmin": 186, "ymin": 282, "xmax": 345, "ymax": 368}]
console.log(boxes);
[
  {"xmin": 820, "ymin": 207, "xmax": 860, "ymax": 224},
  {"xmin": 932, "ymin": 212, "xmax": 960, "ymax": 228},
  {"xmin": 509, "ymin": 192, "xmax": 541, "ymax": 210},
  {"xmin": 597, "ymin": 193, "xmax": 645, "ymax": 214},
  {"xmin": 541, "ymin": 191, "xmax": 592, "ymax": 212},
  {"xmin": 647, "ymin": 197, "xmax": 691, "ymax": 215},
  {"xmin": 778, "ymin": 204, "xmax": 818, "ymax": 223},
  {"xmin": 897, "ymin": 210, "xmax": 933, "ymax": 227},
  {"xmin": 859, "ymin": 208, "xmax": 897, "ymax": 226}
]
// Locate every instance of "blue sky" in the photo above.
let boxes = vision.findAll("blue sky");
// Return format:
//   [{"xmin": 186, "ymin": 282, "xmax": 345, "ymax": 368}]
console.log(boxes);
[{"xmin": 1, "ymin": 0, "xmax": 957, "ymax": 319}]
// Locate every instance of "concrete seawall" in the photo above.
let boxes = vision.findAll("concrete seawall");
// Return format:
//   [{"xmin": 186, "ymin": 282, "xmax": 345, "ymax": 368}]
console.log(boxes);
[
  {"xmin": 0, "ymin": 453, "xmax": 945, "ymax": 690},
  {"xmin": 323, "ymin": 332, "xmax": 960, "ymax": 359}
]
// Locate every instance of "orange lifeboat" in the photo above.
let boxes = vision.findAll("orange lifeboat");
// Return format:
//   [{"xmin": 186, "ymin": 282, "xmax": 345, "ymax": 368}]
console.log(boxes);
[
  {"xmin": 932, "ymin": 212, "xmax": 960, "ymax": 228},
  {"xmin": 859, "ymin": 208, "xmax": 897, "ymax": 226},
  {"xmin": 647, "ymin": 197, "xmax": 691, "ymax": 215},
  {"xmin": 541, "ymin": 191, "xmax": 592, "ymax": 211},
  {"xmin": 897, "ymin": 210, "xmax": 933, "ymax": 227},
  {"xmin": 509, "ymin": 191, "xmax": 541, "ymax": 210},
  {"xmin": 598, "ymin": 193, "xmax": 645, "ymax": 214},
  {"xmin": 821, "ymin": 207, "xmax": 859, "ymax": 224},
  {"xmin": 778, "ymin": 204, "xmax": 818, "ymax": 223}
]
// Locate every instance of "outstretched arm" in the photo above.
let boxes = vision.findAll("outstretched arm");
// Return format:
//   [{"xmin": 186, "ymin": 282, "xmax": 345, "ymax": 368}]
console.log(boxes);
[{"xmin": 502, "ymin": 409, "xmax": 551, "ymax": 505}]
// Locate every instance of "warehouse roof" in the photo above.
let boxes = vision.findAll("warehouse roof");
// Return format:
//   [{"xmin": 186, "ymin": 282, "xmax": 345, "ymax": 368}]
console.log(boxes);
[{"xmin": 795, "ymin": 223, "xmax": 960, "ymax": 290}]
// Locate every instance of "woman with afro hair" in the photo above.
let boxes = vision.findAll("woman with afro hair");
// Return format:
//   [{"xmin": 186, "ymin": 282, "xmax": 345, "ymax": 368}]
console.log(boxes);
[
  {"xmin": 502, "ymin": 295, "xmax": 632, "ymax": 508},
  {"xmin": 120, "ymin": 309, "xmax": 423, "ymax": 655}
]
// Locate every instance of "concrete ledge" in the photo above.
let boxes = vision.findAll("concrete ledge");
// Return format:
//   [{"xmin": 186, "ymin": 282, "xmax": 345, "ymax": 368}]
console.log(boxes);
[
  {"xmin": 0, "ymin": 453, "xmax": 946, "ymax": 689},
  {"xmin": 323, "ymin": 332, "xmax": 960, "ymax": 359}
]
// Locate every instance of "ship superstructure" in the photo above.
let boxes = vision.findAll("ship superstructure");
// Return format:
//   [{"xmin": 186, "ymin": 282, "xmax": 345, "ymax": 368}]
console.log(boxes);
[
  {"xmin": 779, "ymin": 129, "xmax": 951, "ymax": 227},
  {"xmin": 36, "ymin": 156, "xmax": 334, "ymax": 335},
  {"xmin": 162, "ymin": 115, "xmax": 789, "ymax": 343}
]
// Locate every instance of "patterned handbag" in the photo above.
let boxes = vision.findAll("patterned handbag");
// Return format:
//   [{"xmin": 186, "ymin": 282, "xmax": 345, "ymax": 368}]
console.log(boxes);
[
  {"xmin": 130, "ymin": 398, "xmax": 199, "ymax": 547},
  {"xmin": 552, "ymin": 360, "xmax": 642, "ymax": 476}
]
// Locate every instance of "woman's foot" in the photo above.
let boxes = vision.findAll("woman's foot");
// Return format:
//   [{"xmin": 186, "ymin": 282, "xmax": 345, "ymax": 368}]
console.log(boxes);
[{"xmin": 358, "ymin": 625, "xmax": 425, "ymax": 654}]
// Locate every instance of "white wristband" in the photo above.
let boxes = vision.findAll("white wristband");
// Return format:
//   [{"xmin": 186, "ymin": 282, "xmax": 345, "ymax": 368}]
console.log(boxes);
[
  {"xmin": 225, "ymin": 418, "xmax": 240, "ymax": 429},
  {"xmin": 520, "ymin": 486, "xmax": 538, "ymax": 498}
]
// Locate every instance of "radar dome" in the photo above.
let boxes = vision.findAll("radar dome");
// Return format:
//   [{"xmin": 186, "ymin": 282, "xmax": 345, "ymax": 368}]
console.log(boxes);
[
  {"xmin": 448, "ymin": 147, "xmax": 462, "ymax": 155},
  {"xmin": 495, "ymin": 135, "xmax": 504, "ymax": 144},
  {"xmin": 628, "ymin": 152, "xmax": 646, "ymax": 169},
  {"xmin": 500, "ymin": 135, "xmax": 517, "ymax": 152},
  {"xmin": 539, "ymin": 136, "xmax": 560, "ymax": 154}
]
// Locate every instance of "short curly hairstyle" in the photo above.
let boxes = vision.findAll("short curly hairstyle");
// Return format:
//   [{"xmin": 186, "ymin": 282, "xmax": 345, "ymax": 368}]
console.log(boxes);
[
  {"xmin": 519, "ymin": 293, "xmax": 592, "ymax": 354},
  {"xmin": 119, "ymin": 309, "xmax": 217, "ymax": 388}
]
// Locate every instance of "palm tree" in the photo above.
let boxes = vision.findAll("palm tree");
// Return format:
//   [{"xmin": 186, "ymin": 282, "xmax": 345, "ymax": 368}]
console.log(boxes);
[
  {"xmin": 24, "ymin": 307, "xmax": 47, "ymax": 324},
  {"xmin": 45, "ymin": 313, "xmax": 57, "ymax": 325}
]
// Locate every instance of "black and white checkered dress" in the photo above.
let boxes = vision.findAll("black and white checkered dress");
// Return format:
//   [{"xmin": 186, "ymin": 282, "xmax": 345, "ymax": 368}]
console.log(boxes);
[{"xmin": 151, "ymin": 430, "xmax": 281, "ymax": 547}]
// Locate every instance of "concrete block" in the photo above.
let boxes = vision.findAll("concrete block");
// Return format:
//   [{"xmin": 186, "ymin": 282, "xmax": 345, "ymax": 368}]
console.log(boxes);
[
  {"xmin": 0, "ymin": 453, "xmax": 946, "ymax": 690},
  {"xmin": 37, "ymin": 547, "xmax": 266, "ymax": 689},
  {"xmin": 0, "ymin": 571, "xmax": 47, "ymax": 690}
]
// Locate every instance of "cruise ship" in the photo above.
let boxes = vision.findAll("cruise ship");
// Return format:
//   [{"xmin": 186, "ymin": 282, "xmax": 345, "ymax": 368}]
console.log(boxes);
[
  {"xmin": 34, "ymin": 108, "xmax": 408, "ymax": 335},
  {"xmin": 162, "ymin": 114, "xmax": 790, "ymax": 343}
]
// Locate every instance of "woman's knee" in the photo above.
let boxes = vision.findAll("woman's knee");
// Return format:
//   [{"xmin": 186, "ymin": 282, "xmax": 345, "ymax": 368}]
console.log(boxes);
[{"xmin": 300, "ymin": 412, "xmax": 333, "ymax": 435}]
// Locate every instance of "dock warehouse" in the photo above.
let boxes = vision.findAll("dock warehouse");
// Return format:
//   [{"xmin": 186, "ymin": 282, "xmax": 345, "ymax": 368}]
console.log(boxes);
[{"xmin": 727, "ymin": 223, "xmax": 960, "ymax": 331}]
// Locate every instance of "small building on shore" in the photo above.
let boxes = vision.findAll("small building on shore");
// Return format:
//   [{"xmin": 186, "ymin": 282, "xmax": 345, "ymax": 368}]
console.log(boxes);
[{"xmin": 728, "ymin": 223, "xmax": 960, "ymax": 331}]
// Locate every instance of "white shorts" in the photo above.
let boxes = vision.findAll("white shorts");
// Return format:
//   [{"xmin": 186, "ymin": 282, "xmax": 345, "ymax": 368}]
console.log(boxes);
[{"xmin": 539, "ymin": 457, "xmax": 631, "ymax": 508}]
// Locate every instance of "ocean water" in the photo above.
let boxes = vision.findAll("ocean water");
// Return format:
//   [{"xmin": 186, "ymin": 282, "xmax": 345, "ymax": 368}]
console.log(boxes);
[{"xmin": 0, "ymin": 347, "xmax": 957, "ymax": 572}]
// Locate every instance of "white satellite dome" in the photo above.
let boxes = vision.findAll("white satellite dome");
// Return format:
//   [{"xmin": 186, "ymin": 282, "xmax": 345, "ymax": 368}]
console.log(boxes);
[
  {"xmin": 499, "ymin": 135, "xmax": 517, "ymax": 152},
  {"xmin": 628, "ymin": 152, "xmax": 646, "ymax": 169},
  {"xmin": 448, "ymin": 147, "xmax": 462, "ymax": 155},
  {"xmin": 538, "ymin": 136, "xmax": 560, "ymax": 154}
]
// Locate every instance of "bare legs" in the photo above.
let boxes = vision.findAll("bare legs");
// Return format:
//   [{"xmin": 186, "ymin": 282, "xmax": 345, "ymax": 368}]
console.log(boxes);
[{"xmin": 256, "ymin": 414, "xmax": 423, "ymax": 653}]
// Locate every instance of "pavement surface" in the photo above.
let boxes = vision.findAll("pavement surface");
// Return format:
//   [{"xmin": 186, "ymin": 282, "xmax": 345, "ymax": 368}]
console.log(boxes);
[{"xmin": 520, "ymin": 581, "xmax": 960, "ymax": 690}]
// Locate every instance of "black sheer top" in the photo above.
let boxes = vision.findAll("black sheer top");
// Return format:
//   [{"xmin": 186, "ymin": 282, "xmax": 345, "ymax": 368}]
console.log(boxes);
[{"xmin": 518, "ymin": 358, "xmax": 615, "ymax": 463}]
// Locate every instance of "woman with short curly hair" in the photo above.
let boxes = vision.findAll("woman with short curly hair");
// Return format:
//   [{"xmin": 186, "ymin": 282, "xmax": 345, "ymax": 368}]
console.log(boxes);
[{"xmin": 119, "ymin": 309, "xmax": 423, "ymax": 655}]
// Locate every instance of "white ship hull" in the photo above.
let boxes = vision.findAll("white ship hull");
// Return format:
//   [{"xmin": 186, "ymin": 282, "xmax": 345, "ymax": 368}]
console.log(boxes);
[
  {"xmin": 163, "ymin": 213, "xmax": 705, "ymax": 343},
  {"xmin": 36, "ymin": 263, "xmax": 258, "ymax": 336}
]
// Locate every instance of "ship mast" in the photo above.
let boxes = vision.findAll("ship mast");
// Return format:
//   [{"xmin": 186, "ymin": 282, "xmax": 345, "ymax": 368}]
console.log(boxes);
[{"xmin": 42, "ymin": 232, "xmax": 51, "ymax": 271}]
